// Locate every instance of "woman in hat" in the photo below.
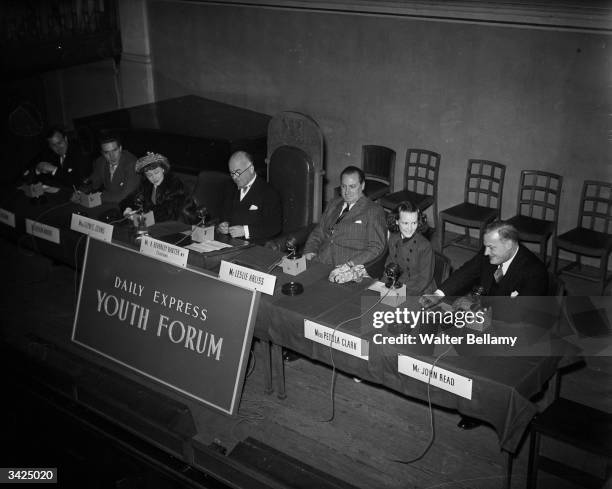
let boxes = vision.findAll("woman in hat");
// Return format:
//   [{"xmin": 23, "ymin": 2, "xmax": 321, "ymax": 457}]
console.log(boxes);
[{"xmin": 120, "ymin": 152, "xmax": 186, "ymax": 222}]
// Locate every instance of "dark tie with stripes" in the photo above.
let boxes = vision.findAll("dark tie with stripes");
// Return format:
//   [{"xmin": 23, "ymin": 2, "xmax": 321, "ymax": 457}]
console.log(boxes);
[
  {"xmin": 494, "ymin": 265, "xmax": 503, "ymax": 283},
  {"xmin": 335, "ymin": 204, "xmax": 349, "ymax": 224}
]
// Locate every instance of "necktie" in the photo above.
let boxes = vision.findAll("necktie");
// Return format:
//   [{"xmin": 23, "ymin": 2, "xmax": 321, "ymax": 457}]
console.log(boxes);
[
  {"xmin": 494, "ymin": 264, "xmax": 504, "ymax": 283},
  {"xmin": 151, "ymin": 185, "xmax": 157, "ymax": 205},
  {"xmin": 335, "ymin": 204, "xmax": 349, "ymax": 224},
  {"xmin": 59, "ymin": 155, "xmax": 65, "ymax": 167},
  {"xmin": 240, "ymin": 184, "xmax": 251, "ymax": 201},
  {"xmin": 109, "ymin": 164, "xmax": 118, "ymax": 181}
]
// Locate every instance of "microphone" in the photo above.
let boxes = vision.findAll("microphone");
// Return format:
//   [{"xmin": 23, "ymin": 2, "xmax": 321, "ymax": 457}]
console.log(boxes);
[
  {"xmin": 384, "ymin": 262, "xmax": 402, "ymax": 289},
  {"xmin": 285, "ymin": 236, "xmax": 298, "ymax": 259}
]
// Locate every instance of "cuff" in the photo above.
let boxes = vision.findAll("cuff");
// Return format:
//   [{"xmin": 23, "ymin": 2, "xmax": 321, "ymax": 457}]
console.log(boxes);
[{"xmin": 244, "ymin": 225, "xmax": 250, "ymax": 239}]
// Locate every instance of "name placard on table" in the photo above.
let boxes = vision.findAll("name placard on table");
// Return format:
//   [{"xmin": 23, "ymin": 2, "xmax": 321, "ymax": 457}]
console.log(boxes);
[
  {"xmin": 25, "ymin": 218, "xmax": 60, "ymax": 244},
  {"xmin": 397, "ymin": 355, "xmax": 473, "ymax": 399},
  {"xmin": 140, "ymin": 236, "xmax": 189, "ymax": 268},
  {"xmin": 219, "ymin": 260, "xmax": 276, "ymax": 296},
  {"xmin": 70, "ymin": 214, "xmax": 113, "ymax": 242},
  {"xmin": 304, "ymin": 319, "xmax": 369, "ymax": 360},
  {"xmin": 0, "ymin": 208, "xmax": 15, "ymax": 228}
]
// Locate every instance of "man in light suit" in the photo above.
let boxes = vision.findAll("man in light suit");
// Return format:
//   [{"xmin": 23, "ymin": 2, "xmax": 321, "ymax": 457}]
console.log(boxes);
[
  {"xmin": 218, "ymin": 151, "xmax": 282, "ymax": 244},
  {"xmin": 78, "ymin": 134, "xmax": 139, "ymax": 203},
  {"xmin": 303, "ymin": 165, "xmax": 387, "ymax": 267}
]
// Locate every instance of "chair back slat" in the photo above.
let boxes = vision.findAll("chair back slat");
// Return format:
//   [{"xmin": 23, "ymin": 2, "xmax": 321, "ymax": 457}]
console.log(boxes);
[
  {"xmin": 579, "ymin": 180, "xmax": 612, "ymax": 234},
  {"xmin": 516, "ymin": 170, "xmax": 563, "ymax": 224},
  {"xmin": 404, "ymin": 149, "xmax": 441, "ymax": 197},
  {"xmin": 464, "ymin": 159, "xmax": 506, "ymax": 211},
  {"xmin": 362, "ymin": 145, "xmax": 396, "ymax": 188}
]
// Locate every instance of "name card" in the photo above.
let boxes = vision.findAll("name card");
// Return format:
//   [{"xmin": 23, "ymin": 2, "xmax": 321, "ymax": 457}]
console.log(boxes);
[
  {"xmin": 0, "ymin": 208, "xmax": 15, "ymax": 228},
  {"xmin": 78, "ymin": 192, "xmax": 102, "ymax": 208},
  {"xmin": 219, "ymin": 260, "xmax": 276, "ymax": 296},
  {"xmin": 140, "ymin": 235, "xmax": 189, "ymax": 268},
  {"xmin": 398, "ymin": 355, "xmax": 473, "ymax": 399},
  {"xmin": 25, "ymin": 218, "xmax": 60, "ymax": 244},
  {"xmin": 281, "ymin": 256, "xmax": 307, "ymax": 276},
  {"xmin": 304, "ymin": 319, "xmax": 369, "ymax": 360},
  {"xmin": 70, "ymin": 214, "xmax": 113, "ymax": 242},
  {"xmin": 192, "ymin": 225, "xmax": 215, "ymax": 243}
]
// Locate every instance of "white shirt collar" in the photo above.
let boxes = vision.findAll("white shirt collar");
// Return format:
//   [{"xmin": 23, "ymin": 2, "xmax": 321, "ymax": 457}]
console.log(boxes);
[{"xmin": 500, "ymin": 245, "xmax": 519, "ymax": 275}]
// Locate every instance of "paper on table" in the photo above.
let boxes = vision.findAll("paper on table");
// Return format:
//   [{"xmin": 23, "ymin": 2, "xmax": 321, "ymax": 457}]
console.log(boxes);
[
  {"xmin": 42, "ymin": 185, "xmax": 60, "ymax": 193},
  {"xmin": 186, "ymin": 240, "xmax": 233, "ymax": 252}
]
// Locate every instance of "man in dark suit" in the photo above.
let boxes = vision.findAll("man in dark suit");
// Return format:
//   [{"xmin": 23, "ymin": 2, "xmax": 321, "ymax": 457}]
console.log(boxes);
[
  {"xmin": 420, "ymin": 220, "xmax": 548, "ymax": 430},
  {"xmin": 78, "ymin": 134, "xmax": 139, "ymax": 204},
  {"xmin": 432, "ymin": 220, "xmax": 548, "ymax": 298},
  {"xmin": 303, "ymin": 165, "xmax": 387, "ymax": 267},
  {"xmin": 218, "ymin": 151, "xmax": 281, "ymax": 243},
  {"xmin": 25, "ymin": 125, "xmax": 87, "ymax": 188}
]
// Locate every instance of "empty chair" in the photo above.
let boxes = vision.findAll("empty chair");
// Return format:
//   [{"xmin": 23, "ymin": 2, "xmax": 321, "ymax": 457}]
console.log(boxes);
[
  {"xmin": 182, "ymin": 170, "xmax": 233, "ymax": 224},
  {"xmin": 507, "ymin": 170, "xmax": 563, "ymax": 264},
  {"xmin": 433, "ymin": 250, "xmax": 451, "ymax": 286},
  {"xmin": 527, "ymin": 398, "xmax": 612, "ymax": 489},
  {"xmin": 362, "ymin": 145, "xmax": 396, "ymax": 201},
  {"xmin": 379, "ymin": 149, "xmax": 441, "ymax": 229},
  {"xmin": 438, "ymin": 159, "xmax": 506, "ymax": 251},
  {"xmin": 553, "ymin": 180, "xmax": 612, "ymax": 295},
  {"xmin": 334, "ymin": 145, "xmax": 396, "ymax": 201}
]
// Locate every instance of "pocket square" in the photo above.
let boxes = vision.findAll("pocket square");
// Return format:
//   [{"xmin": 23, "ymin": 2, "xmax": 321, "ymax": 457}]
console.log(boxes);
[
  {"xmin": 249, "ymin": 204, "xmax": 259, "ymax": 211},
  {"xmin": 354, "ymin": 220, "xmax": 363, "ymax": 224},
  {"xmin": 67, "ymin": 168, "xmax": 73, "ymax": 173}
]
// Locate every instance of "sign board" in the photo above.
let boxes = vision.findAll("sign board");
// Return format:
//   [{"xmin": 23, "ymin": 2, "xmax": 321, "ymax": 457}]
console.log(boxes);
[
  {"xmin": 219, "ymin": 260, "xmax": 276, "ymax": 295},
  {"xmin": 25, "ymin": 218, "xmax": 60, "ymax": 244},
  {"xmin": 0, "ymin": 208, "xmax": 15, "ymax": 228},
  {"xmin": 397, "ymin": 355, "xmax": 473, "ymax": 399},
  {"xmin": 72, "ymin": 238, "xmax": 259, "ymax": 415},
  {"xmin": 70, "ymin": 213, "xmax": 113, "ymax": 242},
  {"xmin": 304, "ymin": 319, "xmax": 369, "ymax": 360}
]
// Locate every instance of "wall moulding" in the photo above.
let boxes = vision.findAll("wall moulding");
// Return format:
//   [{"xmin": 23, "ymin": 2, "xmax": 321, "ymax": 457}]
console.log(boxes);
[{"xmin": 171, "ymin": 0, "xmax": 612, "ymax": 34}]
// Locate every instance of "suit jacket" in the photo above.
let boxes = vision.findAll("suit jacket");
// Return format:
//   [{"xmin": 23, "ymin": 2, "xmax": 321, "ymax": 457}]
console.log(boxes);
[
  {"xmin": 87, "ymin": 150, "xmax": 139, "ymax": 203},
  {"xmin": 26, "ymin": 140, "xmax": 88, "ymax": 188},
  {"xmin": 303, "ymin": 195, "xmax": 387, "ymax": 266},
  {"xmin": 120, "ymin": 172, "xmax": 186, "ymax": 222},
  {"xmin": 385, "ymin": 232, "xmax": 436, "ymax": 295},
  {"xmin": 220, "ymin": 176, "xmax": 282, "ymax": 243},
  {"xmin": 440, "ymin": 245, "xmax": 548, "ymax": 297}
]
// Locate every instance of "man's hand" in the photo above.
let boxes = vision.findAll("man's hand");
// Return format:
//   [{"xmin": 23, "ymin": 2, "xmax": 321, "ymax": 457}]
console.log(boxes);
[
  {"xmin": 70, "ymin": 190, "xmax": 81, "ymax": 203},
  {"xmin": 217, "ymin": 221, "xmax": 229, "ymax": 234},
  {"xmin": 419, "ymin": 294, "xmax": 443, "ymax": 308},
  {"xmin": 303, "ymin": 252, "xmax": 316, "ymax": 260},
  {"xmin": 228, "ymin": 225, "xmax": 245, "ymax": 238},
  {"xmin": 36, "ymin": 161, "xmax": 57, "ymax": 174}
]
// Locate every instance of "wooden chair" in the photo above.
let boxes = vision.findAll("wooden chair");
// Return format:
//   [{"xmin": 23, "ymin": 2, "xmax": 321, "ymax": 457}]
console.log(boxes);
[
  {"xmin": 182, "ymin": 170, "xmax": 233, "ymax": 224},
  {"xmin": 379, "ymin": 149, "xmax": 441, "ymax": 229},
  {"xmin": 527, "ymin": 398, "xmax": 612, "ymax": 489},
  {"xmin": 507, "ymin": 170, "xmax": 563, "ymax": 264},
  {"xmin": 438, "ymin": 159, "xmax": 506, "ymax": 251},
  {"xmin": 362, "ymin": 145, "xmax": 396, "ymax": 201},
  {"xmin": 433, "ymin": 250, "xmax": 451, "ymax": 286},
  {"xmin": 553, "ymin": 180, "xmax": 612, "ymax": 295},
  {"xmin": 334, "ymin": 145, "xmax": 396, "ymax": 201}
]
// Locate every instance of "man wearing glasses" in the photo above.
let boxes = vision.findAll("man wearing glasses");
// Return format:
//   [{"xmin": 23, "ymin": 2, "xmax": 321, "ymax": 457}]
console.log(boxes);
[{"xmin": 218, "ymin": 151, "xmax": 281, "ymax": 243}]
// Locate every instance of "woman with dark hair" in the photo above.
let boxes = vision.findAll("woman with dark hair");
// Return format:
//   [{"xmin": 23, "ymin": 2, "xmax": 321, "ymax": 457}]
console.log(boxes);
[
  {"xmin": 385, "ymin": 201, "xmax": 436, "ymax": 295},
  {"xmin": 120, "ymin": 152, "xmax": 186, "ymax": 222}
]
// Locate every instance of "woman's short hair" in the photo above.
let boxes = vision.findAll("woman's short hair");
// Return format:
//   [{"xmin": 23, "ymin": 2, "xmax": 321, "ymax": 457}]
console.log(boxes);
[
  {"xmin": 135, "ymin": 152, "xmax": 170, "ymax": 173},
  {"xmin": 387, "ymin": 201, "xmax": 427, "ymax": 234}
]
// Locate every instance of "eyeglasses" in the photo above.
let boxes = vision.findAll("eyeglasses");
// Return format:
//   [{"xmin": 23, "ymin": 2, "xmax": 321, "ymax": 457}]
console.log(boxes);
[{"xmin": 229, "ymin": 164, "xmax": 252, "ymax": 178}]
